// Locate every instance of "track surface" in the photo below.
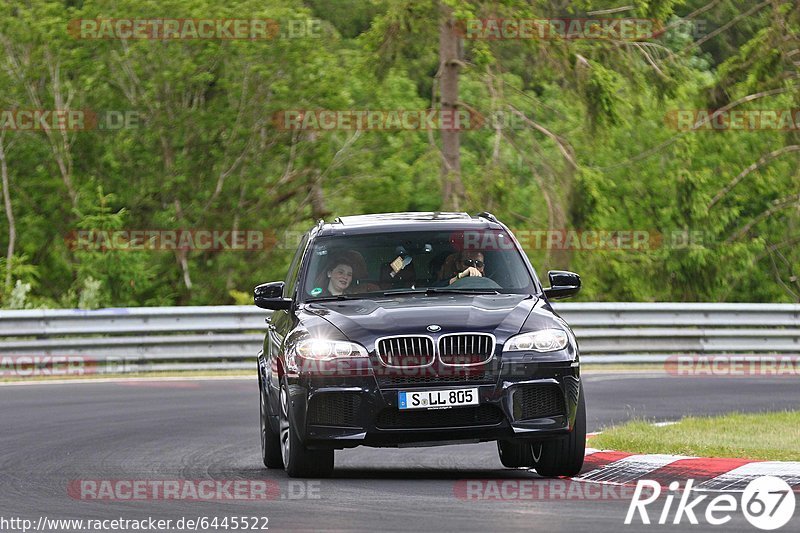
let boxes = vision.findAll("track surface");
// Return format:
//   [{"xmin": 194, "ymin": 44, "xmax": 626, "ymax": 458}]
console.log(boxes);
[{"xmin": 1, "ymin": 373, "xmax": 798, "ymax": 532}]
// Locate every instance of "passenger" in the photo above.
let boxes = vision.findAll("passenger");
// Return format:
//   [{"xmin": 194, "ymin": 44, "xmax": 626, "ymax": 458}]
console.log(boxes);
[
  {"xmin": 447, "ymin": 250, "xmax": 485, "ymax": 285},
  {"xmin": 323, "ymin": 256, "xmax": 354, "ymax": 296}
]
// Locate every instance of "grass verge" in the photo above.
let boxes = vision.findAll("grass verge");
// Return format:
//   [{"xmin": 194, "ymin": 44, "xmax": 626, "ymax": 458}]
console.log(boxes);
[{"xmin": 591, "ymin": 411, "xmax": 800, "ymax": 461}]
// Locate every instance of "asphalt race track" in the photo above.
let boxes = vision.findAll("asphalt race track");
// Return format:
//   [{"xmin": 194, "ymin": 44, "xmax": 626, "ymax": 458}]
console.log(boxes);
[{"xmin": 1, "ymin": 373, "xmax": 798, "ymax": 532}]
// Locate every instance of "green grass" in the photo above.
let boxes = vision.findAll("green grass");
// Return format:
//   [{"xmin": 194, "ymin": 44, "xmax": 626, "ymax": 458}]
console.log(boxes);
[{"xmin": 592, "ymin": 411, "xmax": 800, "ymax": 461}]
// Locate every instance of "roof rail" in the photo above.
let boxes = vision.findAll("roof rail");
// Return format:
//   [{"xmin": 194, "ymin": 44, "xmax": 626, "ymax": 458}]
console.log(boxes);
[{"xmin": 476, "ymin": 211, "xmax": 498, "ymax": 223}]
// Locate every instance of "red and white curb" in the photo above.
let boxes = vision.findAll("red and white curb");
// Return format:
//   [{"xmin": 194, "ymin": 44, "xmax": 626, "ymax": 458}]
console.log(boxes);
[{"xmin": 577, "ymin": 448, "xmax": 800, "ymax": 491}]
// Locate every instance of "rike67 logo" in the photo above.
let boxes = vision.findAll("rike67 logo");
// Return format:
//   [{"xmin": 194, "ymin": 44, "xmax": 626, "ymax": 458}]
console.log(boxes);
[{"xmin": 626, "ymin": 477, "xmax": 796, "ymax": 530}]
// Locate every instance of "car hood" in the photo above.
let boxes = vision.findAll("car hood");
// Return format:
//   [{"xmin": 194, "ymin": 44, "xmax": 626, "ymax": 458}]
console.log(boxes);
[{"xmin": 301, "ymin": 293, "xmax": 561, "ymax": 345}]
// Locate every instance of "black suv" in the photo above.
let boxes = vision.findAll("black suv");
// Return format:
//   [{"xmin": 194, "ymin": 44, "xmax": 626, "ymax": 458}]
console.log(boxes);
[{"xmin": 256, "ymin": 212, "xmax": 585, "ymax": 478}]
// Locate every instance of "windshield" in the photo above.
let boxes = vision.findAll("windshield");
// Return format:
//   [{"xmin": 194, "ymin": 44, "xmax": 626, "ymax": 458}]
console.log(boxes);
[{"xmin": 301, "ymin": 230, "xmax": 538, "ymax": 301}]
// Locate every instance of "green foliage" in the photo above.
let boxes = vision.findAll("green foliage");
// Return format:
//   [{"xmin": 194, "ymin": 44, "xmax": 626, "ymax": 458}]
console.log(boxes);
[
  {"xmin": 228, "ymin": 289, "xmax": 252, "ymax": 306},
  {"xmin": 0, "ymin": 0, "xmax": 796, "ymax": 307},
  {"xmin": 68, "ymin": 188, "xmax": 165, "ymax": 308},
  {"xmin": 583, "ymin": 61, "xmax": 623, "ymax": 127}
]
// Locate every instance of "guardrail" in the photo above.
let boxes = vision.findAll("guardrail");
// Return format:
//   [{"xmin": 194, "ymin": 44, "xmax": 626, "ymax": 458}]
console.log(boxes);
[
  {"xmin": 0, "ymin": 303, "xmax": 797, "ymax": 372},
  {"xmin": 561, "ymin": 303, "xmax": 799, "ymax": 364}
]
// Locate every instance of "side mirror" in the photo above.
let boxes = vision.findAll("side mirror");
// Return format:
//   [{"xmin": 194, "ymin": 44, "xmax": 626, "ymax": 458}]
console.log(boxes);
[
  {"xmin": 254, "ymin": 281, "xmax": 292, "ymax": 310},
  {"xmin": 544, "ymin": 270, "xmax": 581, "ymax": 300}
]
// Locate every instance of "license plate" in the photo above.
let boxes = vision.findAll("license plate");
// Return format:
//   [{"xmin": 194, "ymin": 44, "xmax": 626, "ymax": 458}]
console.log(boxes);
[{"xmin": 398, "ymin": 388, "xmax": 479, "ymax": 410}]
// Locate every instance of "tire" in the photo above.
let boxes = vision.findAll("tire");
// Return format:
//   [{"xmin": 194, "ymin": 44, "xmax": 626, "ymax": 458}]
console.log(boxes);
[
  {"xmin": 534, "ymin": 384, "xmax": 586, "ymax": 478},
  {"xmin": 259, "ymin": 376, "xmax": 283, "ymax": 469},
  {"xmin": 497, "ymin": 439, "xmax": 534, "ymax": 468},
  {"xmin": 279, "ymin": 378, "xmax": 334, "ymax": 478}
]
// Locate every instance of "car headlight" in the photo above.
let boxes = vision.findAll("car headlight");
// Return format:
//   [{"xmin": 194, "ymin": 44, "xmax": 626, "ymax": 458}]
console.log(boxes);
[
  {"xmin": 294, "ymin": 338, "xmax": 368, "ymax": 360},
  {"xmin": 504, "ymin": 329, "xmax": 569, "ymax": 352}
]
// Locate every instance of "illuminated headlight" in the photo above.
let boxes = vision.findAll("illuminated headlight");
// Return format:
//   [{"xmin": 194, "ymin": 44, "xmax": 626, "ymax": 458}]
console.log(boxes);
[
  {"xmin": 295, "ymin": 339, "xmax": 368, "ymax": 360},
  {"xmin": 504, "ymin": 329, "xmax": 569, "ymax": 352}
]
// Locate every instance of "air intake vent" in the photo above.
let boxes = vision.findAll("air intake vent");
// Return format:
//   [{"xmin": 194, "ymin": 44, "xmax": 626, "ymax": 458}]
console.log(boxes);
[
  {"xmin": 512, "ymin": 386, "xmax": 566, "ymax": 420},
  {"xmin": 307, "ymin": 393, "xmax": 362, "ymax": 427},
  {"xmin": 377, "ymin": 371, "xmax": 494, "ymax": 388},
  {"xmin": 375, "ymin": 405, "xmax": 504, "ymax": 429}
]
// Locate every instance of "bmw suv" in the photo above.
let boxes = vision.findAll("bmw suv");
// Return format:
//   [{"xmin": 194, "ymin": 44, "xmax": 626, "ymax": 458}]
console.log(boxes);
[{"xmin": 256, "ymin": 212, "xmax": 585, "ymax": 478}]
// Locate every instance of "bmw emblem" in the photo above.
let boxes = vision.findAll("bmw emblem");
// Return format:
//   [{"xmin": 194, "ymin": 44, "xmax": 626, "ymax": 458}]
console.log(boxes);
[{"xmin": 427, "ymin": 324, "xmax": 441, "ymax": 332}]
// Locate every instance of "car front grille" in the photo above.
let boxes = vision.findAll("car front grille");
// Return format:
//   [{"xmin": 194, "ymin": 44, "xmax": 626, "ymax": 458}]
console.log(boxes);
[
  {"xmin": 376, "ymin": 336, "xmax": 435, "ymax": 367},
  {"xmin": 375, "ymin": 404, "xmax": 504, "ymax": 429},
  {"xmin": 512, "ymin": 385, "xmax": 566, "ymax": 420},
  {"xmin": 438, "ymin": 333, "xmax": 495, "ymax": 365},
  {"xmin": 307, "ymin": 393, "xmax": 362, "ymax": 427}
]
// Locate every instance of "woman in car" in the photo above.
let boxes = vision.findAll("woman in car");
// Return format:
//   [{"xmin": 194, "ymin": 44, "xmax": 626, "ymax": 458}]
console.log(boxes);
[{"xmin": 322, "ymin": 256, "xmax": 354, "ymax": 296}]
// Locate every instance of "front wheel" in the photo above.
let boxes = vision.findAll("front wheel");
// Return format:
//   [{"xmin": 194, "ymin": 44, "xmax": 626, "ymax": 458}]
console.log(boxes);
[
  {"xmin": 259, "ymin": 376, "xmax": 283, "ymax": 468},
  {"xmin": 279, "ymin": 378, "xmax": 334, "ymax": 478},
  {"xmin": 534, "ymin": 384, "xmax": 586, "ymax": 477}
]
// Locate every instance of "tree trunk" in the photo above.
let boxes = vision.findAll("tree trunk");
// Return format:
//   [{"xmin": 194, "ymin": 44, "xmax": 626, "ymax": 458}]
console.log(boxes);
[
  {"xmin": 0, "ymin": 133, "xmax": 16, "ymax": 292},
  {"xmin": 438, "ymin": 4, "xmax": 466, "ymax": 211},
  {"xmin": 309, "ymin": 169, "xmax": 329, "ymax": 219}
]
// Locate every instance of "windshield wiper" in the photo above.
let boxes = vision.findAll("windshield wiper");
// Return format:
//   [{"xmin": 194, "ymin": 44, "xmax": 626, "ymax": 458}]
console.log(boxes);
[
  {"xmin": 383, "ymin": 287, "xmax": 500, "ymax": 296},
  {"xmin": 306, "ymin": 294, "xmax": 359, "ymax": 302}
]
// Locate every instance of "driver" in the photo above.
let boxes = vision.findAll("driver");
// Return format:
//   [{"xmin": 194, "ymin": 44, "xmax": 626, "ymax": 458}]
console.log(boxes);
[{"xmin": 447, "ymin": 250, "xmax": 485, "ymax": 285}]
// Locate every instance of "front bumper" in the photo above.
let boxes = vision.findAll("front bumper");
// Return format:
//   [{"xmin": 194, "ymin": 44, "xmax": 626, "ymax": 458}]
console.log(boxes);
[{"xmin": 281, "ymin": 355, "xmax": 581, "ymax": 449}]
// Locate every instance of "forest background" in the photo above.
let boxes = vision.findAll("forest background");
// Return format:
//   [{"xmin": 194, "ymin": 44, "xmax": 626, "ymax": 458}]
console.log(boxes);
[{"xmin": 0, "ymin": 0, "xmax": 798, "ymax": 308}]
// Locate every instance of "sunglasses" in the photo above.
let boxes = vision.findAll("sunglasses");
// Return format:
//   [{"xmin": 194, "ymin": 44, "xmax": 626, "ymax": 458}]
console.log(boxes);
[{"xmin": 461, "ymin": 259, "xmax": 484, "ymax": 268}]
